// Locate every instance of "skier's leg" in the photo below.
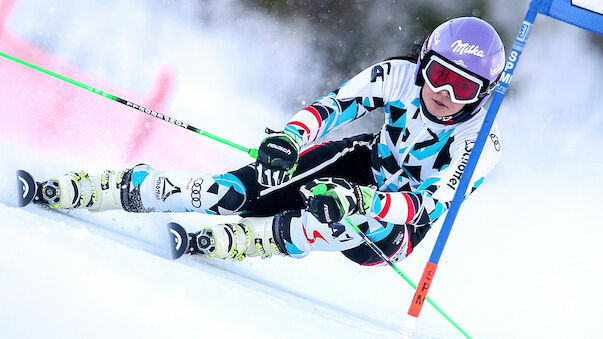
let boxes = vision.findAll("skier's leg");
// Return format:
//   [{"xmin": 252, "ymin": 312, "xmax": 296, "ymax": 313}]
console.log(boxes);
[
  {"xmin": 278, "ymin": 210, "xmax": 368, "ymax": 258},
  {"xmin": 276, "ymin": 210, "xmax": 415, "ymax": 264},
  {"xmin": 181, "ymin": 134, "xmax": 379, "ymax": 260},
  {"xmin": 240, "ymin": 133, "xmax": 377, "ymax": 216},
  {"xmin": 37, "ymin": 164, "xmax": 254, "ymax": 214},
  {"xmin": 37, "ymin": 134, "xmax": 375, "ymax": 214},
  {"xmin": 190, "ymin": 210, "xmax": 378, "ymax": 260}
]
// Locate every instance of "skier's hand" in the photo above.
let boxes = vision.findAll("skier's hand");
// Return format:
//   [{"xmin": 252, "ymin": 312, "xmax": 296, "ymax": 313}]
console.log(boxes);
[
  {"xmin": 255, "ymin": 129, "xmax": 301, "ymax": 187},
  {"xmin": 300, "ymin": 178, "xmax": 373, "ymax": 224}
]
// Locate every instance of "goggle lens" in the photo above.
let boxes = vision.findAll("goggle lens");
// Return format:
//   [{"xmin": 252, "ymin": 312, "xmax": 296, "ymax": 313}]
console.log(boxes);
[{"xmin": 424, "ymin": 59, "xmax": 481, "ymax": 102}]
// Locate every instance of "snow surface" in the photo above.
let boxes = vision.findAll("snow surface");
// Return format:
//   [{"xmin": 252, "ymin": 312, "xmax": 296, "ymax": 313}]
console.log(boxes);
[{"xmin": 1, "ymin": 1, "xmax": 602, "ymax": 338}]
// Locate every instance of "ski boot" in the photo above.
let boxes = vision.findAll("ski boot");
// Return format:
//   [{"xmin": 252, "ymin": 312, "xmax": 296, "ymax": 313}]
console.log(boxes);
[
  {"xmin": 33, "ymin": 164, "xmax": 152, "ymax": 212},
  {"xmin": 187, "ymin": 217, "xmax": 287, "ymax": 260}
]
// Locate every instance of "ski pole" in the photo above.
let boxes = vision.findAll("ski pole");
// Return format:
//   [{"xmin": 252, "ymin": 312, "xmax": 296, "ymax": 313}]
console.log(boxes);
[
  {"xmin": 343, "ymin": 217, "xmax": 471, "ymax": 338},
  {"xmin": 0, "ymin": 50, "xmax": 259, "ymax": 159}
]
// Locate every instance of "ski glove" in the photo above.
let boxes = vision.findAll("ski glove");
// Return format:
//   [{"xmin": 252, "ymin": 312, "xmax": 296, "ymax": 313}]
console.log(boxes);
[
  {"xmin": 255, "ymin": 128, "xmax": 301, "ymax": 187},
  {"xmin": 300, "ymin": 178, "xmax": 374, "ymax": 224}
]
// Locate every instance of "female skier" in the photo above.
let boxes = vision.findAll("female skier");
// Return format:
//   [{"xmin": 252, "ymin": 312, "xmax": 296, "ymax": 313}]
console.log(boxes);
[{"xmin": 35, "ymin": 16, "xmax": 505, "ymax": 266}]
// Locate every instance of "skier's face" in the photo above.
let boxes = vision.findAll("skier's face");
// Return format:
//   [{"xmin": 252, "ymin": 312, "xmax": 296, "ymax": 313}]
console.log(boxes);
[{"xmin": 421, "ymin": 85, "xmax": 465, "ymax": 117}]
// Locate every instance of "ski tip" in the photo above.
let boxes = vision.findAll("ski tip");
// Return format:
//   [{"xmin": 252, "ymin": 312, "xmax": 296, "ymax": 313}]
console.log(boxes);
[
  {"xmin": 16, "ymin": 170, "xmax": 36, "ymax": 207},
  {"xmin": 167, "ymin": 222, "xmax": 189, "ymax": 260}
]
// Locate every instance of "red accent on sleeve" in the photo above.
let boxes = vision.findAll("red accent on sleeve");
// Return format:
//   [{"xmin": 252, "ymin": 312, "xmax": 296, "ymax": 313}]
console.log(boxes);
[
  {"xmin": 304, "ymin": 106, "xmax": 323, "ymax": 128},
  {"xmin": 286, "ymin": 121, "xmax": 310, "ymax": 136},
  {"xmin": 375, "ymin": 194, "xmax": 391, "ymax": 220},
  {"xmin": 403, "ymin": 193, "xmax": 415, "ymax": 224}
]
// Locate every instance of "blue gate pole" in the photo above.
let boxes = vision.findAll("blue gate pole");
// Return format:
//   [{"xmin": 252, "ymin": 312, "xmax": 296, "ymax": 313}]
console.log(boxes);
[{"xmin": 400, "ymin": 5, "xmax": 539, "ymax": 338}]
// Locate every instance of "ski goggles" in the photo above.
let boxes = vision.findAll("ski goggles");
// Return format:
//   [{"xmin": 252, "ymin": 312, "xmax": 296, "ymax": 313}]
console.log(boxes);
[{"xmin": 422, "ymin": 54, "xmax": 487, "ymax": 104}]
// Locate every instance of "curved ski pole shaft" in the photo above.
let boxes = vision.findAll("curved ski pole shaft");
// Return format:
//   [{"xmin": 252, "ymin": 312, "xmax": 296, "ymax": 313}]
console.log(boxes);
[
  {"xmin": 343, "ymin": 217, "xmax": 471, "ymax": 338},
  {"xmin": 0, "ymin": 50, "xmax": 258, "ymax": 159}
]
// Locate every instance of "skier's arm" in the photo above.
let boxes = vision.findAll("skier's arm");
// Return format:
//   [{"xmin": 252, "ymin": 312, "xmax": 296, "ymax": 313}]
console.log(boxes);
[
  {"xmin": 284, "ymin": 60, "xmax": 405, "ymax": 146},
  {"xmin": 255, "ymin": 61, "xmax": 404, "ymax": 186}
]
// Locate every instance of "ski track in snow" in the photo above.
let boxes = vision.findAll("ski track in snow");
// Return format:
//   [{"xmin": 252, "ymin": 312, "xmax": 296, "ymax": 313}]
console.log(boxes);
[
  {"xmin": 1, "ymin": 1, "xmax": 602, "ymax": 339},
  {"xmin": 12, "ymin": 201, "xmax": 401, "ymax": 334},
  {"xmin": 0, "ymin": 203, "xmax": 399, "ymax": 339}
]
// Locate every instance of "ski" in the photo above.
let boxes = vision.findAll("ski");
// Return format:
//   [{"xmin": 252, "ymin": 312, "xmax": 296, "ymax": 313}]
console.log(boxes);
[
  {"xmin": 166, "ymin": 222, "xmax": 215, "ymax": 260},
  {"xmin": 167, "ymin": 222, "xmax": 190, "ymax": 260},
  {"xmin": 16, "ymin": 169, "xmax": 62, "ymax": 208},
  {"xmin": 16, "ymin": 170, "xmax": 39, "ymax": 207}
]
